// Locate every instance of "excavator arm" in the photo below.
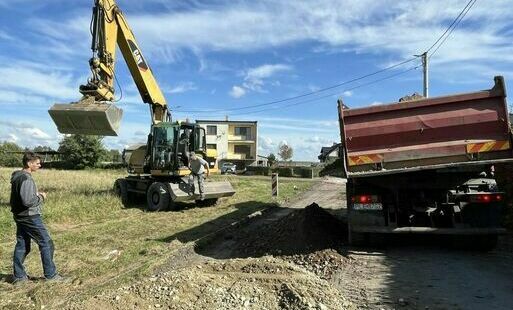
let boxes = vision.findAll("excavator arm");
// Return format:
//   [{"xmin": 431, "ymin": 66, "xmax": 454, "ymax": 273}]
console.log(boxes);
[{"xmin": 49, "ymin": 0, "xmax": 169, "ymax": 136}]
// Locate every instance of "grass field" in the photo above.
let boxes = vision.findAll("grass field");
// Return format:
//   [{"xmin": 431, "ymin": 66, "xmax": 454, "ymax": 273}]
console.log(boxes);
[{"xmin": 0, "ymin": 167, "xmax": 314, "ymax": 308}]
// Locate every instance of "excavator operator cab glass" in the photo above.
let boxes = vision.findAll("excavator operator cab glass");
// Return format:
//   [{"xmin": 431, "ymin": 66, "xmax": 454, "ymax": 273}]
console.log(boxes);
[
  {"xmin": 152, "ymin": 126, "xmax": 176, "ymax": 170},
  {"xmin": 195, "ymin": 127, "xmax": 206, "ymax": 152}
]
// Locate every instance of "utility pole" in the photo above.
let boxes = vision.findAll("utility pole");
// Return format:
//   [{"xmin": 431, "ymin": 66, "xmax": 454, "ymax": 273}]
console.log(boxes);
[{"xmin": 421, "ymin": 52, "xmax": 429, "ymax": 98}]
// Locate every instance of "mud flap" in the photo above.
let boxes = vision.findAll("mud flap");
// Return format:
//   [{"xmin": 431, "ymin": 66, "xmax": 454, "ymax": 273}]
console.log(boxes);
[
  {"xmin": 168, "ymin": 181, "xmax": 235, "ymax": 202},
  {"xmin": 48, "ymin": 96, "xmax": 123, "ymax": 136}
]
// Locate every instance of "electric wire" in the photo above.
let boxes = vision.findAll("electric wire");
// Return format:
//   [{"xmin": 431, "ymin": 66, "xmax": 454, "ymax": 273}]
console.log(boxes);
[
  {"xmin": 179, "ymin": 64, "xmax": 420, "ymax": 118},
  {"xmin": 174, "ymin": 0, "xmax": 479, "ymax": 116},
  {"xmin": 429, "ymin": 0, "xmax": 477, "ymax": 59},
  {"xmin": 231, "ymin": 65, "xmax": 420, "ymax": 116},
  {"xmin": 175, "ymin": 56, "xmax": 418, "ymax": 113},
  {"xmin": 425, "ymin": 0, "xmax": 476, "ymax": 54}
]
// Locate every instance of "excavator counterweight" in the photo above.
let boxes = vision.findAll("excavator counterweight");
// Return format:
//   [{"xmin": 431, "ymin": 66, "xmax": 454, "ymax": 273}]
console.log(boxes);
[{"xmin": 49, "ymin": 96, "xmax": 123, "ymax": 136}]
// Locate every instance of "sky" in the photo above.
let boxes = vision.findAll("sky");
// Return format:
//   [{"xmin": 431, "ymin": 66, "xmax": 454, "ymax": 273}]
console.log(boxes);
[{"xmin": 0, "ymin": 0, "xmax": 512, "ymax": 161}]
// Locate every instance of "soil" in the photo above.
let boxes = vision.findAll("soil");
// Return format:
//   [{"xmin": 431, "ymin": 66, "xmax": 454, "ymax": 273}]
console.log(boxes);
[{"xmin": 47, "ymin": 177, "xmax": 513, "ymax": 309}]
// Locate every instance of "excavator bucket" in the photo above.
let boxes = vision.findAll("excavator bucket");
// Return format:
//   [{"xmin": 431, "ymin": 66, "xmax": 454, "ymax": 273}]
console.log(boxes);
[{"xmin": 48, "ymin": 97, "xmax": 123, "ymax": 136}]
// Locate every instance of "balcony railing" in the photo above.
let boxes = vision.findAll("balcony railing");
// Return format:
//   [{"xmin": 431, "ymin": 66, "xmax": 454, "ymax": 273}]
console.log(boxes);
[{"xmin": 228, "ymin": 134, "xmax": 254, "ymax": 141}]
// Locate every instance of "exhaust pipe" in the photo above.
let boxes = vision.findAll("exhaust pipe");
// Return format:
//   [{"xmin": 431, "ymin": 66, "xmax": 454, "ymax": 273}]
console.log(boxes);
[{"xmin": 48, "ymin": 96, "xmax": 123, "ymax": 136}]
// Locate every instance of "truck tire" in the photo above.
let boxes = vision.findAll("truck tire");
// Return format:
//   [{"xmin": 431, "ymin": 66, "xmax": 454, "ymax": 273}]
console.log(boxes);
[
  {"xmin": 114, "ymin": 178, "xmax": 130, "ymax": 207},
  {"xmin": 146, "ymin": 182, "xmax": 172, "ymax": 212}
]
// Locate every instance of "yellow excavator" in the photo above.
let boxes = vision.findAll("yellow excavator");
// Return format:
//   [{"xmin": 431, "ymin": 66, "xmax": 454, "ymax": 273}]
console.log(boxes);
[{"xmin": 48, "ymin": 0, "xmax": 234, "ymax": 211}]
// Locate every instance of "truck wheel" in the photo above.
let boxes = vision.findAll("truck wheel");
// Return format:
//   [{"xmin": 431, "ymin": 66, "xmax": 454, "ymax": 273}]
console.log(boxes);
[
  {"xmin": 146, "ymin": 182, "xmax": 171, "ymax": 212},
  {"xmin": 114, "ymin": 179, "xmax": 130, "ymax": 207}
]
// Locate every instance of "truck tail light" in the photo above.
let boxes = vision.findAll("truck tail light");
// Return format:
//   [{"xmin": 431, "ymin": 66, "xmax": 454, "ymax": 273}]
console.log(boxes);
[
  {"xmin": 469, "ymin": 194, "xmax": 503, "ymax": 203},
  {"xmin": 351, "ymin": 195, "xmax": 380, "ymax": 203}
]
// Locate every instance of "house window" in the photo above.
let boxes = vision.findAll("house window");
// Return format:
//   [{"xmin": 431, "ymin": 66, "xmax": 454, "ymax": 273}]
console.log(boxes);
[
  {"xmin": 234, "ymin": 127, "xmax": 248, "ymax": 135},
  {"xmin": 234, "ymin": 145, "xmax": 252, "ymax": 159},
  {"xmin": 207, "ymin": 125, "xmax": 217, "ymax": 135},
  {"xmin": 207, "ymin": 144, "xmax": 217, "ymax": 150}
]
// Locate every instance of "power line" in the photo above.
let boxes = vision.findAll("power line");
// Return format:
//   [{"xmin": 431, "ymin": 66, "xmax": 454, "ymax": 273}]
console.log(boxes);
[
  {"xmin": 180, "ymin": 64, "xmax": 420, "ymax": 117},
  {"xmin": 175, "ymin": 0, "xmax": 477, "ymax": 116},
  {"xmin": 425, "ymin": 0, "xmax": 476, "ymax": 54},
  {"xmin": 175, "ymin": 56, "xmax": 418, "ymax": 113},
  {"xmin": 231, "ymin": 65, "xmax": 420, "ymax": 116},
  {"xmin": 429, "ymin": 0, "xmax": 477, "ymax": 59}
]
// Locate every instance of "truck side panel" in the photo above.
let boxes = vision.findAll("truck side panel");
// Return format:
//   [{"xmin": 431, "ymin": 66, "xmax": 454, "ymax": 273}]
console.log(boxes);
[{"xmin": 339, "ymin": 76, "xmax": 512, "ymax": 174}]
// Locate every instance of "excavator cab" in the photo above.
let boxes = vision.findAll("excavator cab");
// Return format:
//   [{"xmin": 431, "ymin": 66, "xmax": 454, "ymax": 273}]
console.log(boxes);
[
  {"xmin": 149, "ymin": 122, "xmax": 207, "ymax": 173},
  {"xmin": 48, "ymin": 96, "xmax": 123, "ymax": 136}
]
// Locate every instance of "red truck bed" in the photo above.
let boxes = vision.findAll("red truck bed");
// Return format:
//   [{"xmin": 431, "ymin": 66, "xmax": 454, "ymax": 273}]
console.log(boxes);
[{"xmin": 338, "ymin": 76, "xmax": 513, "ymax": 176}]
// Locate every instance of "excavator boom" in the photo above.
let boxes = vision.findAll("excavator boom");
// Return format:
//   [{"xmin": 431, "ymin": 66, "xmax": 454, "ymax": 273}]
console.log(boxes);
[{"xmin": 49, "ymin": 0, "xmax": 167, "ymax": 136}]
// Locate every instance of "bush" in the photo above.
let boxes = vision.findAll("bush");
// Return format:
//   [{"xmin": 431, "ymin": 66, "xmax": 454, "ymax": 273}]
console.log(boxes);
[
  {"xmin": 0, "ymin": 142, "xmax": 23, "ymax": 167},
  {"xmin": 246, "ymin": 166, "xmax": 271, "ymax": 176},
  {"xmin": 58, "ymin": 135, "xmax": 107, "ymax": 169}
]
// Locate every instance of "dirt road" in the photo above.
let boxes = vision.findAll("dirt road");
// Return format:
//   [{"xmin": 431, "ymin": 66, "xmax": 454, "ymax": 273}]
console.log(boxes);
[{"xmin": 73, "ymin": 177, "xmax": 513, "ymax": 310}]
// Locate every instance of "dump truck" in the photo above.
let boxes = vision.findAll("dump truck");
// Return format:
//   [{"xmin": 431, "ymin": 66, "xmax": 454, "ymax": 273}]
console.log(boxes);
[
  {"xmin": 48, "ymin": 0, "xmax": 235, "ymax": 211},
  {"xmin": 338, "ymin": 76, "xmax": 513, "ymax": 250}
]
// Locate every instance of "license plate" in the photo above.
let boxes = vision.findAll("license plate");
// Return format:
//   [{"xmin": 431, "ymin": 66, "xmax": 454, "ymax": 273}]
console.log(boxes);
[{"xmin": 353, "ymin": 203, "xmax": 383, "ymax": 210}]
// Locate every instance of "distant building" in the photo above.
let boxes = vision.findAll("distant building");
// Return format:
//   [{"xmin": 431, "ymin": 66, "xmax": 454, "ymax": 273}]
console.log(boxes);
[
  {"xmin": 196, "ymin": 120, "xmax": 258, "ymax": 168},
  {"xmin": 318, "ymin": 143, "xmax": 341, "ymax": 163}
]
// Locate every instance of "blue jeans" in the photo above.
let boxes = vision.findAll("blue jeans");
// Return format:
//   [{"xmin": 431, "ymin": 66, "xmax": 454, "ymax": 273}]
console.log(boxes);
[{"xmin": 13, "ymin": 215, "xmax": 57, "ymax": 279}]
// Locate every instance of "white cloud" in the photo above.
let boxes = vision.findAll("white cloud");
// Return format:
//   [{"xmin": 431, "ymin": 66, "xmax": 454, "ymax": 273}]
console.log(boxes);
[
  {"xmin": 246, "ymin": 64, "xmax": 291, "ymax": 80},
  {"xmin": 168, "ymin": 82, "xmax": 197, "ymax": 94},
  {"xmin": 258, "ymin": 136, "xmax": 276, "ymax": 155},
  {"xmin": 0, "ymin": 120, "xmax": 57, "ymax": 149},
  {"xmin": 108, "ymin": 0, "xmax": 513, "ymax": 71},
  {"xmin": 21, "ymin": 128, "xmax": 51, "ymax": 140},
  {"xmin": 2, "ymin": 133, "xmax": 19, "ymax": 143},
  {"xmin": 242, "ymin": 64, "xmax": 292, "ymax": 92},
  {"xmin": 0, "ymin": 30, "xmax": 13, "ymax": 40},
  {"xmin": 0, "ymin": 65, "xmax": 78, "ymax": 102},
  {"xmin": 229, "ymin": 86, "xmax": 246, "ymax": 98},
  {"xmin": 370, "ymin": 101, "xmax": 383, "ymax": 106},
  {"xmin": 304, "ymin": 136, "xmax": 333, "ymax": 144},
  {"xmin": 343, "ymin": 90, "xmax": 353, "ymax": 97}
]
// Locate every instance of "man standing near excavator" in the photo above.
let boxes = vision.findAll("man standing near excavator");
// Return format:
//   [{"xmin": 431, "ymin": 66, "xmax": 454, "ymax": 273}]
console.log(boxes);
[
  {"xmin": 188, "ymin": 152, "xmax": 210, "ymax": 200},
  {"xmin": 10, "ymin": 152, "xmax": 65, "ymax": 284}
]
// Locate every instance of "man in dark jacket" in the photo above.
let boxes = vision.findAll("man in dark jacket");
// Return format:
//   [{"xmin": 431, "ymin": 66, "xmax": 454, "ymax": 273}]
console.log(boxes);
[{"xmin": 10, "ymin": 152, "xmax": 63, "ymax": 284}]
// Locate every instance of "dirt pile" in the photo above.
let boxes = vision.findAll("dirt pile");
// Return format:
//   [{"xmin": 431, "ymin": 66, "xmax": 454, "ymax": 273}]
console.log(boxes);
[
  {"xmin": 230, "ymin": 203, "xmax": 345, "ymax": 258},
  {"xmin": 74, "ymin": 257, "xmax": 356, "ymax": 310}
]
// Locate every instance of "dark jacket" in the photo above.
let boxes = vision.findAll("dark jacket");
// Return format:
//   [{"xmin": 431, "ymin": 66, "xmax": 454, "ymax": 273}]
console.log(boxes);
[{"xmin": 10, "ymin": 170, "xmax": 44, "ymax": 217}]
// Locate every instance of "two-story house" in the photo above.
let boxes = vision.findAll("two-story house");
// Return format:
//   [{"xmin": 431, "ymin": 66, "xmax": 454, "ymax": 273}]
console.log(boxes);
[{"xmin": 196, "ymin": 120, "xmax": 258, "ymax": 169}]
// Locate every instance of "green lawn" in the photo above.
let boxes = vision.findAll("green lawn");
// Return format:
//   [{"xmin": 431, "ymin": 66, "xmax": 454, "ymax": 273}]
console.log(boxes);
[{"xmin": 0, "ymin": 168, "xmax": 313, "ymax": 308}]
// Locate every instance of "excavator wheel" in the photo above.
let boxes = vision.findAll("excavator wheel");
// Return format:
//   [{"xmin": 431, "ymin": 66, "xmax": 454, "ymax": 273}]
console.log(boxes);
[
  {"xmin": 114, "ymin": 178, "xmax": 130, "ymax": 207},
  {"xmin": 146, "ymin": 182, "xmax": 173, "ymax": 211}
]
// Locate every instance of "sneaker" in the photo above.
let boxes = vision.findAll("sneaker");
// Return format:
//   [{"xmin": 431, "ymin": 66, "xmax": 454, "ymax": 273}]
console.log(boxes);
[
  {"xmin": 45, "ymin": 274, "xmax": 70, "ymax": 283},
  {"xmin": 12, "ymin": 276, "xmax": 28, "ymax": 286}
]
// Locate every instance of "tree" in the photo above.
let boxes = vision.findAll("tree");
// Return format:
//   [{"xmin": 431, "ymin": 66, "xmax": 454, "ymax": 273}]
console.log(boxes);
[
  {"xmin": 0, "ymin": 141, "xmax": 23, "ymax": 167},
  {"xmin": 267, "ymin": 153, "xmax": 277, "ymax": 167},
  {"xmin": 101, "ymin": 149, "xmax": 122, "ymax": 162},
  {"xmin": 33, "ymin": 145, "xmax": 55, "ymax": 152},
  {"xmin": 278, "ymin": 143, "xmax": 293, "ymax": 161},
  {"xmin": 58, "ymin": 135, "xmax": 107, "ymax": 169}
]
